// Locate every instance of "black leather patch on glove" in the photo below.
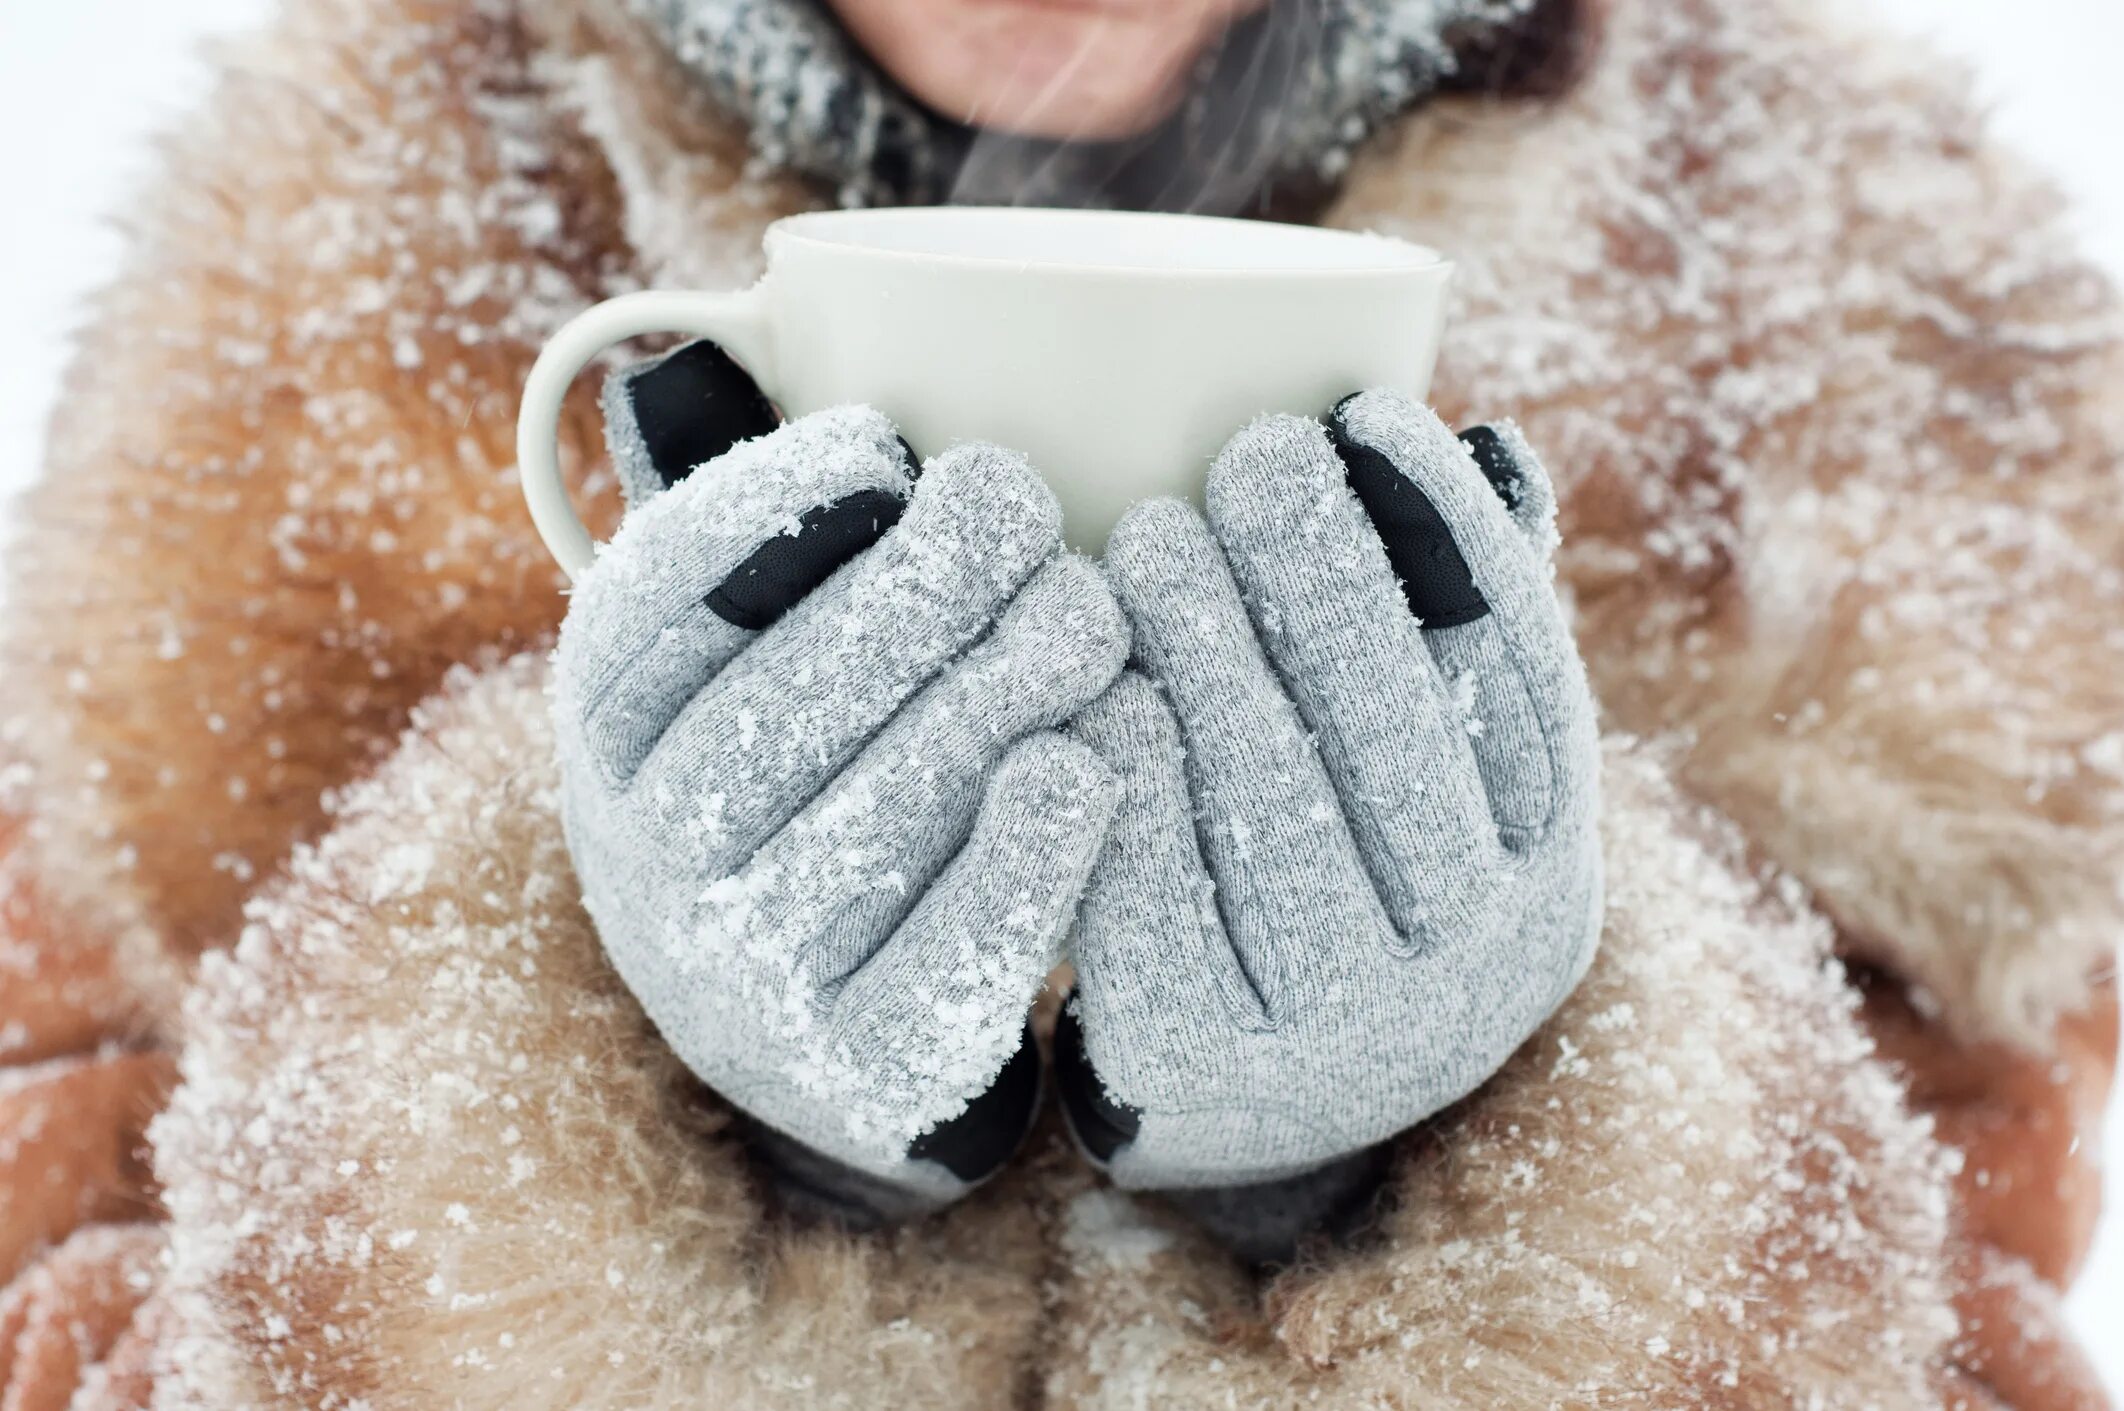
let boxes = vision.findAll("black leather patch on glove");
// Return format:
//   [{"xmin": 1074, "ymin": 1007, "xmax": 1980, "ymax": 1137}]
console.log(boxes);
[
  {"xmin": 908, "ymin": 1025, "xmax": 1046, "ymax": 1181},
  {"xmin": 1329, "ymin": 395, "xmax": 1491, "ymax": 630},
  {"xmin": 621, "ymin": 339, "xmax": 781, "ymax": 492},
  {"xmin": 705, "ymin": 487, "xmax": 909, "ymax": 631},
  {"xmin": 1053, "ymin": 1001, "xmax": 1143, "ymax": 1164}
]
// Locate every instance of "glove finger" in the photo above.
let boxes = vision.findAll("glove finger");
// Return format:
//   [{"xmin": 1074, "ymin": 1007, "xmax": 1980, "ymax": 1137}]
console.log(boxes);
[
  {"xmin": 1103, "ymin": 501, "xmax": 1393, "ymax": 998},
  {"xmin": 822, "ymin": 732, "xmax": 1120, "ymax": 1171},
  {"xmin": 557, "ymin": 405, "xmax": 916, "ymax": 785},
  {"xmin": 1329, "ymin": 391, "xmax": 1593, "ymax": 850},
  {"xmin": 749, "ymin": 554, "xmax": 1127, "ymax": 987},
  {"xmin": 1456, "ymin": 421, "xmax": 1559, "ymax": 561},
  {"xmin": 603, "ymin": 338, "xmax": 782, "ymax": 509},
  {"xmin": 630, "ymin": 444, "xmax": 1062, "ymax": 875},
  {"xmin": 1437, "ymin": 423, "xmax": 1567, "ymax": 826},
  {"xmin": 1205, "ymin": 414, "xmax": 1503, "ymax": 936},
  {"xmin": 1061, "ymin": 673, "xmax": 1265, "ymax": 1157}
]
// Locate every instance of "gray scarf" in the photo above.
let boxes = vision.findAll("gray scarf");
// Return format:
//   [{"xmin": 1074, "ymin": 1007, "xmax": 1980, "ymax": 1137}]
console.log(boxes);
[{"xmin": 633, "ymin": 0, "xmax": 1540, "ymax": 214}]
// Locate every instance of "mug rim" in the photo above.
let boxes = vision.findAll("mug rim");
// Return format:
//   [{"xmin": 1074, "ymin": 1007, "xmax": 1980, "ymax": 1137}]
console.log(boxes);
[{"xmin": 768, "ymin": 206, "xmax": 1452, "ymax": 281}]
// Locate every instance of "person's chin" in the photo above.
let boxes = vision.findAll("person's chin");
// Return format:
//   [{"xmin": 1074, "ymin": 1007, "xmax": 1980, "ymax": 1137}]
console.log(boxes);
[{"xmin": 835, "ymin": 0, "xmax": 1253, "ymax": 141}]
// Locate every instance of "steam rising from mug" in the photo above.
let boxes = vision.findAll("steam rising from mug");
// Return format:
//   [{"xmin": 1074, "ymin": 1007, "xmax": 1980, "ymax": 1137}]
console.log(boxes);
[
  {"xmin": 944, "ymin": 0, "xmax": 1535, "ymax": 215},
  {"xmin": 635, "ymin": 0, "xmax": 1538, "ymax": 214},
  {"xmin": 946, "ymin": 2, "xmax": 1335, "ymax": 216}
]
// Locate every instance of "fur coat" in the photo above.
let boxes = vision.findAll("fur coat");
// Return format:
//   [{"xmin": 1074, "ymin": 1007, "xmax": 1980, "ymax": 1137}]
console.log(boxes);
[{"xmin": 1, "ymin": 0, "xmax": 2117, "ymax": 1405}]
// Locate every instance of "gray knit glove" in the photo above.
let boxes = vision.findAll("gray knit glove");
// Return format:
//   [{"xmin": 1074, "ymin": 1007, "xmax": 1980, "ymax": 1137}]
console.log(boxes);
[
  {"xmin": 1058, "ymin": 390, "xmax": 1601, "ymax": 1261},
  {"xmin": 555, "ymin": 345, "xmax": 1127, "ymax": 1225}
]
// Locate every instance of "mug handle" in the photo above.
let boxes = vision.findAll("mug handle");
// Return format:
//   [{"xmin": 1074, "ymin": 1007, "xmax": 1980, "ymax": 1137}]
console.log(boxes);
[{"xmin": 517, "ymin": 287, "xmax": 777, "ymax": 582}]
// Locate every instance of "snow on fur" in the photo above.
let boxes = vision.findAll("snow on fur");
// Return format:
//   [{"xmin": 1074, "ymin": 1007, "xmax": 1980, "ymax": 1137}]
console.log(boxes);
[
  {"xmin": 0, "ymin": 0, "xmax": 816, "ymax": 969},
  {"xmin": 1050, "ymin": 742, "xmax": 1957, "ymax": 1407},
  {"xmin": 154, "ymin": 656, "xmax": 1055, "ymax": 1409},
  {"xmin": 152, "ymin": 658, "xmax": 1959, "ymax": 1408},
  {"xmin": 0, "ymin": 0, "xmax": 2114, "ymax": 1400},
  {"xmin": 1328, "ymin": 0, "xmax": 2124, "ymax": 1045}
]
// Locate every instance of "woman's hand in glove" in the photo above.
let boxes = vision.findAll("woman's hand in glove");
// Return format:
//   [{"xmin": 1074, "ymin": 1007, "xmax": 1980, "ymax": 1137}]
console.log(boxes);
[
  {"xmin": 1059, "ymin": 390, "xmax": 1602, "ymax": 1262},
  {"xmin": 555, "ymin": 343, "xmax": 1129, "ymax": 1225}
]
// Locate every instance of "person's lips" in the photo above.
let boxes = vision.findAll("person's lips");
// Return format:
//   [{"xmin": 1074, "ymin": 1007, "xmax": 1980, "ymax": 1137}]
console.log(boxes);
[{"xmin": 832, "ymin": 0, "xmax": 1267, "ymax": 141}]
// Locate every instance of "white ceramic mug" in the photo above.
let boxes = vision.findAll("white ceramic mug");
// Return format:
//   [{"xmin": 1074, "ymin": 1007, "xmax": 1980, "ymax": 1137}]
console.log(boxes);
[{"xmin": 518, "ymin": 207, "xmax": 1453, "ymax": 578}]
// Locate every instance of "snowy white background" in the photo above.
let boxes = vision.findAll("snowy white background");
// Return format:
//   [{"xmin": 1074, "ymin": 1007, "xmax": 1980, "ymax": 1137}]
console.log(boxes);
[{"xmin": 0, "ymin": 0, "xmax": 2117, "ymax": 1389}]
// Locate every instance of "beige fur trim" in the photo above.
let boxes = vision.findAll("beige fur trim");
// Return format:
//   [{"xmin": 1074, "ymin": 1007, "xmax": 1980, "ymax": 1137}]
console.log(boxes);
[
  {"xmin": 151, "ymin": 657, "xmax": 1052, "ymax": 1410},
  {"xmin": 1047, "ymin": 742, "xmax": 1959, "ymax": 1407},
  {"xmin": 150, "ymin": 660, "xmax": 1962, "ymax": 1407},
  {"xmin": 0, "ymin": 0, "xmax": 815, "ymax": 983},
  {"xmin": 1327, "ymin": 0, "xmax": 2124, "ymax": 1046},
  {"xmin": 8, "ymin": 0, "xmax": 2111, "ymax": 1050},
  {"xmin": 520, "ymin": 0, "xmax": 819, "ymax": 289}
]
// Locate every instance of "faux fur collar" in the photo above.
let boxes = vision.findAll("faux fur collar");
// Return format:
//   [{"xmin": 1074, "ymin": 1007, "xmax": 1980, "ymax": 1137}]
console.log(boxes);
[{"xmin": 629, "ymin": 0, "xmax": 1536, "ymax": 213}]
